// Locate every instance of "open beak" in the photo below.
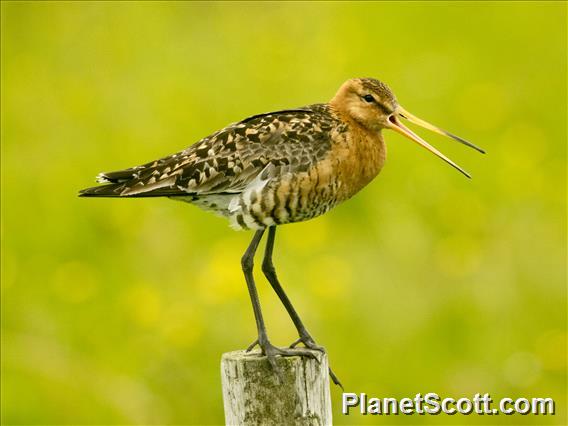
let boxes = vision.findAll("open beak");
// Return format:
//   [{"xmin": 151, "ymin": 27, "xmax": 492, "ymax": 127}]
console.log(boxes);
[{"xmin": 387, "ymin": 106, "xmax": 485, "ymax": 179}]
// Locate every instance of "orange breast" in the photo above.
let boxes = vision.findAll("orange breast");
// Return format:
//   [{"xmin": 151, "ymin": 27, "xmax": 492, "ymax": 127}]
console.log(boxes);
[{"xmin": 329, "ymin": 123, "xmax": 387, "ymax": 203}]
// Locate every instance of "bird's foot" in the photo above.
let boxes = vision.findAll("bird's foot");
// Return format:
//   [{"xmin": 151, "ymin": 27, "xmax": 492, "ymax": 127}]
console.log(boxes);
[
  {"xmin": 290, "ymin": 334, "xmax": 343, "ymax": 389},
  {"xmin": 247, "ymin": 335, "xmax": 343, "ymax": 388},
  {"xmin": 245, "ymin": 338, "xmax": 319, "ymax": 384}
]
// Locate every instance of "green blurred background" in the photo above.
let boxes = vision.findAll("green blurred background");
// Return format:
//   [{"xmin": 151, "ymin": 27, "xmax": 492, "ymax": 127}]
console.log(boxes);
[{"xmin": 1, "ymin": 1, "xmax": 565, "ymax": 424}]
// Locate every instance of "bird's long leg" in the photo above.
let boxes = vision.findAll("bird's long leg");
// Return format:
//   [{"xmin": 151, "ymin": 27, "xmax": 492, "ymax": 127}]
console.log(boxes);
[
  {"xmin": 261, "ymin": 226, "xmax": 320, "ymax": 349},
  {"xmin": 254, "ymin": 226, "xmax": 342, "ymax": 387},
  {"xmin": 241, "ymin": 229, "xmax": 317, "ymax": 379}
]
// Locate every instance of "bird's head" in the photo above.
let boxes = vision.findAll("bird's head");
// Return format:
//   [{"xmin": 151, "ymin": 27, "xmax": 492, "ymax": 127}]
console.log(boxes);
[{"xmin": 331, "ymin": 77, "xmax": 484, "ymax": 178}]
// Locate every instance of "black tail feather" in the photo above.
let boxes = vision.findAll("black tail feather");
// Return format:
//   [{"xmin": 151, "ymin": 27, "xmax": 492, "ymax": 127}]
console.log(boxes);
[{"xmin": 78, "ymin": 183, "xmax": 126, "ymax": 197}]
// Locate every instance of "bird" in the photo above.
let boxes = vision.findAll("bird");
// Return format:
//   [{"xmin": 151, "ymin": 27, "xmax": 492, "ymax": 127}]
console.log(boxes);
[{"xmin": 79, "ymin": 77, "xmax": 484, "ymax": 385}]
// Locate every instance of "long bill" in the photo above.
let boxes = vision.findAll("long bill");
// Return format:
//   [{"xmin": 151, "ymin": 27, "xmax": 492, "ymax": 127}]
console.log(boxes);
[
  {"xmin": 387, "ymin": 113, "xmax": 472, "ymax": 178},
  {"xmin": 398, "ymin": 107, "xmax": 485, "ymax": 154}
]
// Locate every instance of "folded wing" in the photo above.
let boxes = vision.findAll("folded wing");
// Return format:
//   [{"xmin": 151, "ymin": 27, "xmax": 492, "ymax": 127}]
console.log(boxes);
[{"xmin": 79, "ymin": 105, "xmax": 335, "ymax": 198}]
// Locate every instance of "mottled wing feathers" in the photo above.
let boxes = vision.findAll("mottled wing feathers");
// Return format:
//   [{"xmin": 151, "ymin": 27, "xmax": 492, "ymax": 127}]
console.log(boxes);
[
  {"xmin": 238, "ymin": 108, "xmax": 313, "ymax": 124},
  {"xmin": 79, "ymin": 104, "xmax": 338, "ymax": 198}
]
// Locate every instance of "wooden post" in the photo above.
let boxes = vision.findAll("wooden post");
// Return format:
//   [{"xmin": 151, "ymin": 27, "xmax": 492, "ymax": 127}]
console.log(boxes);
[{"xmin": 221, "ymin": 349, "xmax": 332, "ymax": 425}]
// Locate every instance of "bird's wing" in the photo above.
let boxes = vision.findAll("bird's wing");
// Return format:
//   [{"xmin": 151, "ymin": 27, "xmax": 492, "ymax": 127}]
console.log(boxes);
[{"xmin": 79, "ymin": 105, "xmax": 338, "ymax": 198}]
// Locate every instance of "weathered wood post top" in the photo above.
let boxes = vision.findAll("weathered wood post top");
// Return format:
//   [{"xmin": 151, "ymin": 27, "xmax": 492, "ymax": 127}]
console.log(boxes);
[{"xmin": 221, "ymin": 349, "xmax": 332, "ymax": 425}]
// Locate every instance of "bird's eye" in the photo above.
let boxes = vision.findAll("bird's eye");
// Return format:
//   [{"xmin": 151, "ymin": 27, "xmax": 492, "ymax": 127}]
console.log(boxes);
[{"xmin": 363, "ymin": 94, "xmax": 375, "ymax": 103}]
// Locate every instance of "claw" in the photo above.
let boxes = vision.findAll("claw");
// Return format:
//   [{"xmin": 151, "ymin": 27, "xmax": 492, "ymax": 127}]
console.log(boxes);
[
  {"xmin": 264, "ymin": 345, "xmax": 285, "ymax": 384},
  {"xmin": 284, "ymin": 348, "xmax": 319, "ymax": 363},
  {"xmin": 329, "ymin": 368, "xmax": 343, "ymax": 390},
  {"xmin": 289, "ymin": 337, "xmax": 302, "ymax": 348},
  {"xmin": 289, "ymin": 335, "xmax": 325, "ymax": 353},
  {"xmin": 246, "ymin": 339, "xmax": 259, "ymax": 352}
]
